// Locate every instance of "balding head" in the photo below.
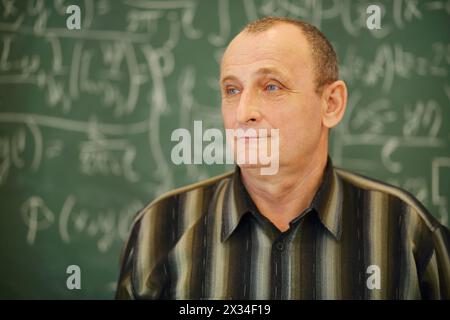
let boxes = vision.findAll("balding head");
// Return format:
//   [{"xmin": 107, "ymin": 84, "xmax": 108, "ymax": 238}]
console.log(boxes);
[{"xmin": 224, "ymin": 17, "xmax": 339, "ymax": 95}]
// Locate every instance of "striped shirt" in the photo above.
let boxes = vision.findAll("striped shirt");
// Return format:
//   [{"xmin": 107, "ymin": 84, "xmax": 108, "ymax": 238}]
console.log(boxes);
[{"xmin": 116, "ymin": 157, "xmax": 450, "ymax": 299}]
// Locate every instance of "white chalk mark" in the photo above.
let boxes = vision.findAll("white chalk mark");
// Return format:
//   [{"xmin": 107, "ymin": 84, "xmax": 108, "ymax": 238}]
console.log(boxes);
[
  {"xmin": 143, "ymin": 44, "xmax": 174, "ymax": 193},
  {"xmin": 438, "ymin": 205, "xmax": 449, "ymax": 228},
  {"xmin": 59, "ymin": 195, "xmax": 77, "ymax": 243},
  {"xmin": 403, "ymin": 100, "xmax": 442, "ymax": 138},
  {"xmin": 124, "ymin": 44, "xmax": 142, "ymax": 115},
  {"xmin": 25, "ymin": 117, "xmax": 43, "ymax": 171},
  {"xmin": 181, "ymin": 3, "xmax": 202, "ymax": 39},
  {"xmin": 0, "ymin": 74, "xmax": 41, "ymax": 84},
  {"xmin": 445, "ymin": 85, "xmax": 450, "ymax": 102},
  {"xmin": 79, "ymin": 137, "xmax": 140, "ymax": 182},
  {"xmin": 0, "ymin": 35, "xmax": 13, "ymax": 71},
  {"xmin": 381, "ymin": 137, "xmax": 402, "ymax": 173},
  {"xmin": 83, "ymin": 0, "xmax": 95, "ymax": 29},
  {"xmin": 340, "ymin": 0, "xmax": 361, "ymax": 36},
  {"xmin": 342, "ymin": 134, "xmax": 445, "ymax": 147},
  {"xmin": 208, "ymin": 0, "xmax": 230, "ymax": 47},
  {"xmin": 124, "ymin": 0, "xmax": 195, "ymax": 10},
  {"xmin": 432, "ymin": 158, "xmax": 450, "ymax": 225},
  {"xmin": 69, "ymin": 42, "xmax": 82, "ymax": 99},
  {"xmin": 365, "ymin": 45, "xmax": 395, "ymax": 93},
  {"xmin": 0, "ymin": 23, "xmax": 151, "ymax": 42},
  {"xmin": 243, "ymin": 0, "xmax": 258, "ymax": 22},
  {"xmin": 432, "ymin": 158, "xmax": 450, "ymax": 205},
  {"xmin": 45, "ymin": 35, "xmax": 63, "ymax": 73},
  {"xmin": 0, "ymin": 113, "xmax": 149, "ymax": 135},
  {"xmin": 21, "ymin": 196, "xmax": 55, "ymax": 245},
  {"xmin": 178, "ymin": 66, "xmax": 196, "ymax": 127},
  {"xmin": 126, "ymin": 10, "xmax": 162, "ymax": 33},
  {"xmin": 426, "ymin": 1, "xmax": 446, "ymax": 10},
  {"xmin": 10, "ymin": 127, "xmax": 25, "ymax": 168},
  {"xmin": 160, "ymin": 13, "xmax": 180, "ymax": 64}
]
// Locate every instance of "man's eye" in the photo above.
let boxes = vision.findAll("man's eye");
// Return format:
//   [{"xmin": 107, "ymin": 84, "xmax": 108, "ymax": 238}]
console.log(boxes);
[
  {"xmin": 226, "ymin": 87, "xmax": 240, "ymax": 95},
  {"xmin": 265, "ymin": 84, "xmax": 280, "ymax": 92}
]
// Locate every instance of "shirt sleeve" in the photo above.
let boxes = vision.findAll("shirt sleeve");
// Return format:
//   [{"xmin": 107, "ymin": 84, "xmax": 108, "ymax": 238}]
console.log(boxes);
[
  {"xmin": 115, "ymin": 218, "xmax": 140, "ymax": 299},
  {"xmin": 115, "ymin": 211, "xmax": 171, "ymax": 300},
  {"xmin": 419, "ymin": 224, "xmax": 450, "ymax": 299}
]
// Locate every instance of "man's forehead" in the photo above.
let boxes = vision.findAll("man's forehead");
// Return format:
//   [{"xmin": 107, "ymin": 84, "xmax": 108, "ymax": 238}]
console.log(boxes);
[{"xmin": 221, "ymin": 23, "xmax": 311, "ymax": 75}]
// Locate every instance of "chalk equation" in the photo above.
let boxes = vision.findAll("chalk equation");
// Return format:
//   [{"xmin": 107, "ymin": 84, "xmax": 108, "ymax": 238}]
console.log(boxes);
[{"xmin": 21, "ymin": 194, "xmax": 142, "ymax": 252}]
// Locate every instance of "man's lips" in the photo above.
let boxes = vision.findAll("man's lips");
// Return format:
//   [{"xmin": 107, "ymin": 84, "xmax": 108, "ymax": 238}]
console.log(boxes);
[
  {"xmin": 232, "ymin": 129, "xmax": 274, "ymax": 140},
  {"xmin": 234, "ymin": 133, "xmax": 272, "ymax": 138},
  {"xmin": 235, "ymin": 136, "xmax": 271, "ymax": 140}
]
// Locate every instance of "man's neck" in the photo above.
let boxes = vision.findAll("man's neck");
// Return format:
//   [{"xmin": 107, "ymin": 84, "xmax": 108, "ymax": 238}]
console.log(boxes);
[{"xmin": 240, "ymin": 152, "xmax": 328, "ymax": 232}]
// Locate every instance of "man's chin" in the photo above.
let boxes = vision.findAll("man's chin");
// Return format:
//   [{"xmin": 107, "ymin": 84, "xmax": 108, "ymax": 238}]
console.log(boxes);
[
  {"xmin": 237, "ymin": 162, "xmax": 279, "ymax": 174},
  {"xmin": 237, "ymin": 163, "xmax": 261, "ymax": 169}
]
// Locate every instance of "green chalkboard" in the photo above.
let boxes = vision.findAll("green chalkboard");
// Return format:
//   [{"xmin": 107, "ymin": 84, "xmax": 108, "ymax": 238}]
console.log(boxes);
[{"xmin": 0, "ymin": 0, "xmax": 449, "ymax": 299}]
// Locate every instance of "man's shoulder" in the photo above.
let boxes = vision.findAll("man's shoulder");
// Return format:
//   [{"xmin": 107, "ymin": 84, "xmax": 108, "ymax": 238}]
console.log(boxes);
[
  {"xmin": 133, "ymin": 170, "xmax": 234, "ymax": 224},
  {"xmin": 335, "ymin": 167, "xmax": 442, "ymax": 232}
]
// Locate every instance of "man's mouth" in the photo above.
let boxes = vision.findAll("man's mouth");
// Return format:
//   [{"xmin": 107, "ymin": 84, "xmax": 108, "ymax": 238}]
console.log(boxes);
[{"xmin": 234, "ymin": 132, "xmax": 272, "ymax": 139}]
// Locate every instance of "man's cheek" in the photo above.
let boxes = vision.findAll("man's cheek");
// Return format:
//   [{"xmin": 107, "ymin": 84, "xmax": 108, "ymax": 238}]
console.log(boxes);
[{"xmin": 222, "ymin": 116, "xmax": 233, "ymax": 129}]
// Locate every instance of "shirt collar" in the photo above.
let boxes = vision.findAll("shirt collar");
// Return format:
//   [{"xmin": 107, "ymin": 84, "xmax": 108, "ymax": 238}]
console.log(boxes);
[{"xmin": 221, "ymin": 156, "xmax": 343, "ymax": 242}]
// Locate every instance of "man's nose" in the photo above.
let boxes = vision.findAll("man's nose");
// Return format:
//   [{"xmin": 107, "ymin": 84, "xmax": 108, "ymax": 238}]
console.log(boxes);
[{"xmin": 236, "ymin": 89, "xmax": 262, "ymax": 124}]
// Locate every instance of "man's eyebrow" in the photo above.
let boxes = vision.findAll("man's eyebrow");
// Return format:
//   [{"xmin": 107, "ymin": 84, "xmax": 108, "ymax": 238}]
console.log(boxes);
[
  {"xmin": 220, "ymin": 75, "xmax": 239, "ymax": 85},
  {"xmin": 220, "ymin": 67, "xmax": 290, "ymax": 85},
  {"xmin": 254, "ymin": 67, "xmax": 289, "ymax": 79}
]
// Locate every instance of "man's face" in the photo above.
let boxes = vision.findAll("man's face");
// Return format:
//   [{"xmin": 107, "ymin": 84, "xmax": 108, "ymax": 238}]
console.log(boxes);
[{"xmin": 220, "ymin": 23, "xmax": 326, "ymax": 169}]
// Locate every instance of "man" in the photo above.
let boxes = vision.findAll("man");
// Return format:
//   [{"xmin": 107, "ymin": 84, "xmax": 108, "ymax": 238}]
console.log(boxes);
[{"xmin": 116, "ymin": 17, "xmax": 450, "ymax": 299}]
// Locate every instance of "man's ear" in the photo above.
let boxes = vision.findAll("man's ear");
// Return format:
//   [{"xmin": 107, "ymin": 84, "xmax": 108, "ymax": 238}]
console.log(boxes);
[{"xmin": 321, "ymin": 80, "xmax": 347, "ymax": 129}]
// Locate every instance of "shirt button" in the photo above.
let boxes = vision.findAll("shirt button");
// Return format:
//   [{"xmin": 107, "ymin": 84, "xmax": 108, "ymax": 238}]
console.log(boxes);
[{"xmin": 276, "ymin": 242, "xmax": 285, "ymax": 251}]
